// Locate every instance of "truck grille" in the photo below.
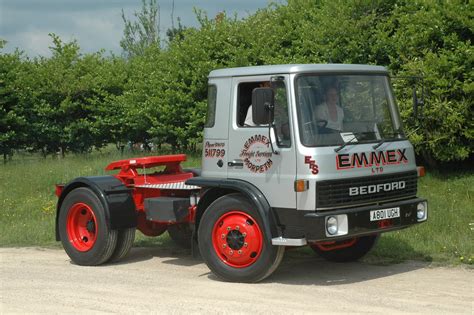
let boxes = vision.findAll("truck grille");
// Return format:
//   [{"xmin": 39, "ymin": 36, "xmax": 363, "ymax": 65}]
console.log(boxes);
[{"xmin": 316, "ymin": 171, "xmax": 417, "ymax": 209}]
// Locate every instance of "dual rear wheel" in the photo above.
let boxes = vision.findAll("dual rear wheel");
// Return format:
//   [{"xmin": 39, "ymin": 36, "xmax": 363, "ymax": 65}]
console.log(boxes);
[{"xmin": 58, "ymin": 187, "xmax": 135, "ymax": 266}]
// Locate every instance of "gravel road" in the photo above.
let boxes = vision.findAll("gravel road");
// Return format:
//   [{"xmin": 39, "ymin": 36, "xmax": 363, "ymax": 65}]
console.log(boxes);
[{"xmin": 1, "ymin": 247, "xmax": 472, "ymax": 314}]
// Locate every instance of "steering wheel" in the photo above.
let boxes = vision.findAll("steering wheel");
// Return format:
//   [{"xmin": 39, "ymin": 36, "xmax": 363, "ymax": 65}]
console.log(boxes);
[
  {"xmin": 316, "ymin": 119, "xmax": 328, "ymax": 128},
  {"xmin": 316, "ymin": 119, "xmax": 340, "ymax": 134}
]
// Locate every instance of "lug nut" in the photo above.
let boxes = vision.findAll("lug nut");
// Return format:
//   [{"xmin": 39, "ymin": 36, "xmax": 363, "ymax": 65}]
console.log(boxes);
[
  {"xmin": 238, "ymin": 250, "xmax": 242, "ymax": 254},
  {"xmin": 227, "ymin": 226, "xmax": 231, "ymax": 231},
  {"xmin": 221, "ymin": 234, "xmax": 225, "ymax": 239},
  {"xmin": 229, "ymin": 250, "xmax": 234, "ymax": 255},
  {"xmin": 244, "ymin": 242, "xmax": 248, "ymax": 247},
  {"xmin": 235, "ymin": 226, "xmax": 240, "ymax": 230},
  {"xmin": 223, "ymin": 244, "xmax": 227, "ymax": 248},
  {"xmin": 242, "ymin": 232, "xmax": 247, "ymax": 237}
]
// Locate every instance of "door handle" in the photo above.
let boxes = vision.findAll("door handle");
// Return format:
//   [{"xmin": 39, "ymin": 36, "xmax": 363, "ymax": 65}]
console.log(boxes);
[{"xmin": 228, "ymin": 159, "xmax": 244, "ymax": 167}]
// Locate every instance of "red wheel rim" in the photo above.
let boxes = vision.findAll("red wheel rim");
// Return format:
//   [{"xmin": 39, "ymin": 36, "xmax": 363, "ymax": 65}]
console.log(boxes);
[
  {"xmin": 66, "ymin": 203, "xmax": 98, "ymax": 252},
  {"xmin": 212, "ymin": 211, "xmax": 263, "ymax": 268}
]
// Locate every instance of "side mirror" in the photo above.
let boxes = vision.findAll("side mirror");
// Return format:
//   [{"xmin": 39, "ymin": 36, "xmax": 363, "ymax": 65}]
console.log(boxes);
[{"xmin": 252, "ymin": 87, "xmax": 274, "ymax": 125}]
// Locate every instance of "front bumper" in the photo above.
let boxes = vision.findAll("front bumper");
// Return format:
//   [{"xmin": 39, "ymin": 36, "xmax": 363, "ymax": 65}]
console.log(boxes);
[{"xmin": 275, "ymin": 198, "xmax": 427, "ymax": 242}]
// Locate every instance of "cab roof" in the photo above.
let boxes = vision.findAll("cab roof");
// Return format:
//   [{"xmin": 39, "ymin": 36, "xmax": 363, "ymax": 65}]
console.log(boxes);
[{"xmin": 209, "ymin": 64, "xmax": 388, "ymax": 78}]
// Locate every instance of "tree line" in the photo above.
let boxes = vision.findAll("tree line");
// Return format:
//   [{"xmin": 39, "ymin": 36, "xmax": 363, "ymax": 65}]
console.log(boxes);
[{"xmin": 0, "ymin": 0, "xmax": 472, "ymax": 165}]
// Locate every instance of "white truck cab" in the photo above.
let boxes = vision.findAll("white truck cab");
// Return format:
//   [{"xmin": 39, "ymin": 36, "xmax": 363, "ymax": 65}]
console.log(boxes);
[{"xmin": 187, "ymin": 64, "xmax": 427, "ymax": 282}]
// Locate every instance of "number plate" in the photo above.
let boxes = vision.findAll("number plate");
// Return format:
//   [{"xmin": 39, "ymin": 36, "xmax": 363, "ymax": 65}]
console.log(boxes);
[{"xmin": 370, "ymin": 207, "xmax": 400, "ymax": 221}]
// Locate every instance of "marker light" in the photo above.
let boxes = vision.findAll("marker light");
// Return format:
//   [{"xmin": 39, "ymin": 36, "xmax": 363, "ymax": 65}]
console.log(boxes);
[
  {"xmin": 417, "ymin": 202, "xmax": 427, "ymax": 221},
  {"xmin": 417, "ymin": 166, "xmax": 426, "ymax": 177},
  {"xmin": 294, "ymin": 179, "xmax": 309, "ymax": 192}
]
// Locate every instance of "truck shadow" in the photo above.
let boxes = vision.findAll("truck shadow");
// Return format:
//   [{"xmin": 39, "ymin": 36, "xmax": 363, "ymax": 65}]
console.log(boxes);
[
  {"xmin": 264, "ymin": 237, "xmax": 430, "ymax": 286},
  {"xmin": 264, "ymin": 255, "xmax": 429, "ymax": 286},
  {"xmin": 113, "ymin": 246, "xmax": 201, "ymax": 267},
  {"xmin": 113, "ymin": 239, "xmax": 430, "ymax": 286}
]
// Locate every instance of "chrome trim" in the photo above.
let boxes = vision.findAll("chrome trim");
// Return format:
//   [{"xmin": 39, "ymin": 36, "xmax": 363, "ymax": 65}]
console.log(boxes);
[
  {"xmin": 272, "ymin": 237, "xmax": 307, "ymax": 246},
  {"xmin": 136, "ymin": 183, "xmax": 201, "ymax": 190}
]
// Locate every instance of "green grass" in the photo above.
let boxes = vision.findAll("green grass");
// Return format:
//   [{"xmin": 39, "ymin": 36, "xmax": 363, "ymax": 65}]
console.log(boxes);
[
  {"xmin": 1, "ymin": 150, "xmax": 472, "ymax": 266},
  {"xmin": 366, "ymin": 170, "xmax": 473, "ymax": 266}
]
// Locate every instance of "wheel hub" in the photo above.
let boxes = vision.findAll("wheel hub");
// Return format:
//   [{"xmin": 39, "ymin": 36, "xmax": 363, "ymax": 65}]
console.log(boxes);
[
  {"xmin": 226, "ymin": 230, "xmax": 244, "ymax": 250},
  {"xmin": 212, "ymin": 211, "xmax": 263, "ymax": 268},
  {"xmin": 66, "ymin": 202, "xmax": 98, "ymax": 252},
  {"xmin": 86, "ymin": 220, "xmax": 95, "ymax": 233}
]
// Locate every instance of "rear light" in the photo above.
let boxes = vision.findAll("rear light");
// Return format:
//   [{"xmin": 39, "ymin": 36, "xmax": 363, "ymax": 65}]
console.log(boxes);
[
  {"xmin": 189, "ymin": 193, "xmax": 199, "ymax": 206},
  {"xmin": 417, "ymin": 166, "xmax": 425, "ymax": 177},
  {"xmin": 55, "ymin": 184, "xmax": 64, "ymax": 197}
]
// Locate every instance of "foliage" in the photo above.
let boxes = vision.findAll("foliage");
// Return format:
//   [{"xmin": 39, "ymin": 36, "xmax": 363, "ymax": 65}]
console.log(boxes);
[
  {"xmin": 0, "ymin": 0, "xmax": 472, "ymax": 163},
  {"xmin": 0, "ymin": 44, "xmax": 27, "ymax": 161},
  {"xmin": 386, "ymin": 1, "xmax": 474, "ymax": 163},
  {"xmin": 120, "ymin": 0, "xmax": 161, "ymax": 58},
  {"xmin": 166, "ymin": 17, "xmax": 187, "ymax": 43},
  {"xmin": 2, "ymin": 35, "xmax": 128, "ymax": 156}
]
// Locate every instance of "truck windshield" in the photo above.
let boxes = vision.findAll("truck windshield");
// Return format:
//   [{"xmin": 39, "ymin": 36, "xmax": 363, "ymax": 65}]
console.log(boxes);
[{"xmin": 295, "ymin": 74, "xmax": 404, "ymax": 147}]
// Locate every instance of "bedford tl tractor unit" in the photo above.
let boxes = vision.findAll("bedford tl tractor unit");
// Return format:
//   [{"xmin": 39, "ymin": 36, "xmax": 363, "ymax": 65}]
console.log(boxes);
[{"xmin": 55, "ymin": 64, "xmax": 428, "ymax": 283}]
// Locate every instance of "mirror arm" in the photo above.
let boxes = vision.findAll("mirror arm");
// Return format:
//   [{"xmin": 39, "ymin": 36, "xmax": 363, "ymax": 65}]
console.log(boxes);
[
  {"xmin": 265, "ymin": 103, "xmax": 279, "ymax": 155},
  {"xmin": 412, "ymin": 83, "xmax": 418, "ymax": 119},
  {"xmin": 420, "ymin": 79, "xmax": 425, "ymax": 119},
  {"xmin": 391, "ymin": 75, "xmax": 425, "ymax": 122}
]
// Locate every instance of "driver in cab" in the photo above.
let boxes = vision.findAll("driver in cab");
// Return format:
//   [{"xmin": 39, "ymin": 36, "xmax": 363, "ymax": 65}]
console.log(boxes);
[{"xmin": 313, "ymin": 86, "xmax": 344, "ymax": 131}]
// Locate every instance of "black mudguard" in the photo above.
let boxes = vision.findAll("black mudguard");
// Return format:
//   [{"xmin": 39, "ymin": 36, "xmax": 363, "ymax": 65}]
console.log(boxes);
[
  {"xmin": 55, "ymin": 176, "xmax": 137, "ymax": 241},
  {"xmin": 185, "ymin": 176, "xmax": 282, "ymax": 242}
]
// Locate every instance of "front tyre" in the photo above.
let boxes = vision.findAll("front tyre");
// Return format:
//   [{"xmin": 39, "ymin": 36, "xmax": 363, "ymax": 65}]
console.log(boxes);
[
  {"xmin": 58, "ymin": 187, "xmax": 118, "ymax": 266},
  {"xmin": 310, "ymin": 235, "xmax": 379, "ymax": 262},
  {"xmin": 198, "ymin": 193, "xmax": 284, "ymax": 283}
]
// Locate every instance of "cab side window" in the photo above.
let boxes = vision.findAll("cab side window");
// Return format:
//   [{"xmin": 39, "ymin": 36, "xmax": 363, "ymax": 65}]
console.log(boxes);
[
  {"xmin": 205, "ymin": 85, "xmax": 217, "ymax": 128},
  {"xmin": 236, "ymin": 81, "xmax": 291, "ymax": 147},
  {"xmin": 237, "ymin": 82, "xmax": 263, "ymax": 127}
]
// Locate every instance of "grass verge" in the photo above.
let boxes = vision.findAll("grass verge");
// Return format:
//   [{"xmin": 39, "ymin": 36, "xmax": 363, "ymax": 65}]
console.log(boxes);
[
  {"xmin": 0, "ymin": 151, "xmax": 472, "ymax": 266},
  {"xmin": 367, "ymin": 170, "xmax": 473, "ymax": 266}
]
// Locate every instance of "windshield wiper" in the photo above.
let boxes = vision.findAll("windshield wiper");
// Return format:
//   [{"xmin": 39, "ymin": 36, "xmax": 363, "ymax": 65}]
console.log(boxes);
[
  {"xmin": 334, "ymin": 133, "xmax": 360, "ymax": 153},
  {"xmin": 372, "ymin": 139, "xmax": 386, "ymax": 150},
  {"xmin": 372, "ymin": 129, "xmax": 404, "ymax": 150}
]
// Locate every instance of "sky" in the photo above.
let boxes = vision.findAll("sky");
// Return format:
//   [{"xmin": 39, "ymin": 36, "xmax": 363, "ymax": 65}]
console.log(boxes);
[{"xmin": 0, "ymin": 0, "xmax": 276, "ymax": 57}]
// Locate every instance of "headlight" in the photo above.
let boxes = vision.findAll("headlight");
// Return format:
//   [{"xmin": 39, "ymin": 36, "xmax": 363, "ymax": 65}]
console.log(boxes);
[
  {"xmin": 326, "ymin": 216, "xmax": 338, "ymax": 235},
  {"xmin": 325, "ymin": 214, "xmax": 348, "ymax": 237}
]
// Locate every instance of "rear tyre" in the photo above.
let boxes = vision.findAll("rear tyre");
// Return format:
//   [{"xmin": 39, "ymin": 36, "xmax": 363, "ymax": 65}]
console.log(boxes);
[
  {"xmin": 108, "ymin": 227, "xmax": 136, "ymax": 263},
  {"xmin": 168, "ymin": 224, "xmax": 192, "ymax": 249},
  {"xmin": 310, "ymin": 235, "xmax": 379, "ymax": 262},
  {"xmin": 58, "ymin": 187, "xmax": 118, "ymax": 266},
  {"xmin": 198, "ymin": 193, "xmax": 284, "ymax": 283}
]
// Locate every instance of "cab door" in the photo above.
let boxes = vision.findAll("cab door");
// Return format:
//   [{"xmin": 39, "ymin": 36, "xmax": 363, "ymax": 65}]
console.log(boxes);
[{"xmin": 226, "ymin": 75, "xmax": 297, "ymax": 209}]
